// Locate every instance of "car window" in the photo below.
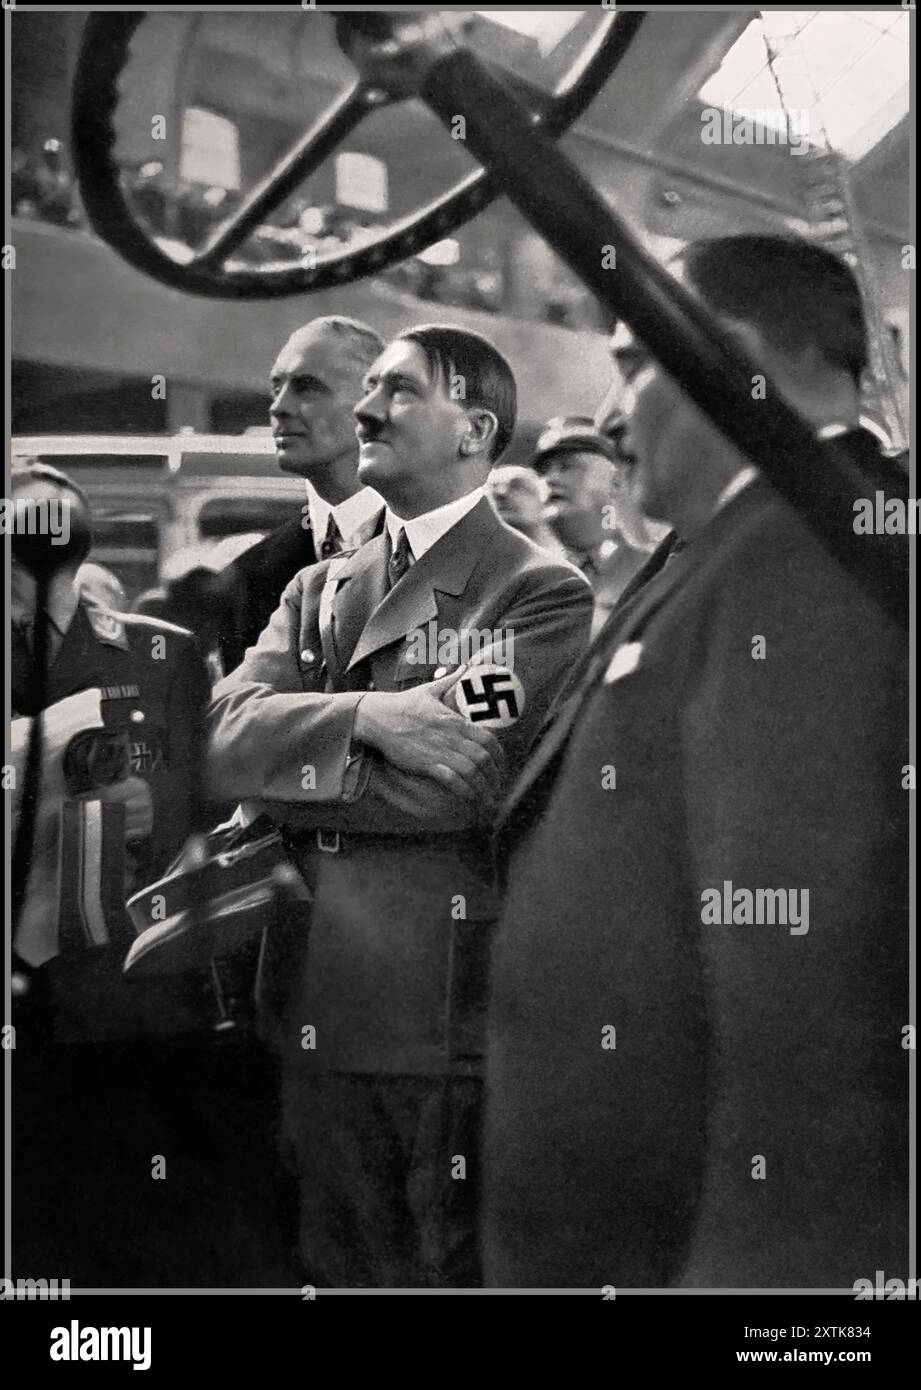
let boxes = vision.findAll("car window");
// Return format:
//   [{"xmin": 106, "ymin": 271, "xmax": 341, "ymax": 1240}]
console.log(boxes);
[
  {"xmin": 198, "ymin": 494, "xmax": 297, "ymax": 540},
  {"xmin": 87, "ymin": 497, "xmax": 168, "ymax": 604}
]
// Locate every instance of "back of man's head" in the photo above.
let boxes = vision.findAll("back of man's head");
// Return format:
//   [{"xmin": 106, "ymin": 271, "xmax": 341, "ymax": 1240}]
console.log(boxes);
[
  {"xmin": 10, "ymin": 458, "xmax": 94, "ymax": 569},
  {"xmin": 680, "ymin": 235, "xmax": 868, "ymax": 388},
  {"xmin": 11, "ymin": 457, "xmax": 91, "ymax": 509}
]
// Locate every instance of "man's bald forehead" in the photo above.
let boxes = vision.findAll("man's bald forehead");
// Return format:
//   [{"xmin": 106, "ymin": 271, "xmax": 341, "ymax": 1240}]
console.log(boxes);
[
  {"xmin": 278, "ymin": 316, "xmax": 384, "ymax": 375},
  {"xmin": 492, "ymin": 464, "xmax": 541, "ymax": 488}
]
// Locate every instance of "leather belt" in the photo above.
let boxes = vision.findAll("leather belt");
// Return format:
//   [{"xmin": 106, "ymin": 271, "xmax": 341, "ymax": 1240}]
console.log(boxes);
[{"xmin": 290, "ymin": 827, "xmax": 462, "ymax": 858}]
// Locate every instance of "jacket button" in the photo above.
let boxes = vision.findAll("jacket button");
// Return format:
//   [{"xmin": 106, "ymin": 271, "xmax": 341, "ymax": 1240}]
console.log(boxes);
[
  {"xmin": 300, "ymin": 649, "xmax": 315, "ymax": 664},
  {"xmin": 367, "ymin": 680, "xmax": 375, "ymax": 691}
]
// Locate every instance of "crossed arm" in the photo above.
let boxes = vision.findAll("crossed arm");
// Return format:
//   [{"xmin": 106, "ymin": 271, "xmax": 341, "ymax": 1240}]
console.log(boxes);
[{"xmin": 206, "ymin": 567, "xmax": 593, "ymax": 835}]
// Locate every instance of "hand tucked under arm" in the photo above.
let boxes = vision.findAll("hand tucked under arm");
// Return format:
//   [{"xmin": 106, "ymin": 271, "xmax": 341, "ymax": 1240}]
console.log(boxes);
[{"xmin": 352, "ymin": 671, "xmax": 506, "ymax": 810}]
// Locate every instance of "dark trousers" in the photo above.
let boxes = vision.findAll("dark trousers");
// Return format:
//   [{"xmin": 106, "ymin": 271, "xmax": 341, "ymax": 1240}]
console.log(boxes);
[
  {"xmin": 13, "ymin": 1024, "xmax": 298, "ymax": 1288},
  {"xmin": 280, "ymin": 1071, "xmax": 483, "ymax": 1288}
]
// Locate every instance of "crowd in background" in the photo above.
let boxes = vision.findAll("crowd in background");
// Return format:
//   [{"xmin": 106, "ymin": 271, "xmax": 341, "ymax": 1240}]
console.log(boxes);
[{"xmin": 12, "ymin": 136, "xmax": 602, "ymax": 329}]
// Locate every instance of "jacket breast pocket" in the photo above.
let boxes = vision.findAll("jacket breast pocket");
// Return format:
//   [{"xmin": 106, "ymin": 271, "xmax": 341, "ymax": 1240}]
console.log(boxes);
[
  {"xmin": 393, "ymin": 655, "xmax": 463, "ymax": 691},
  {"xmin": 445, "ymin": 914, "xmax": 496, "ymax": 1062}
]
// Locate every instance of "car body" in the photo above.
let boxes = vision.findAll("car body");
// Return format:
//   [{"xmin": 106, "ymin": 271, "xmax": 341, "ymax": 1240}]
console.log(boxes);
[{"xmin": 10, "ymin": 431, "xmax": 306, "ymax": 602}]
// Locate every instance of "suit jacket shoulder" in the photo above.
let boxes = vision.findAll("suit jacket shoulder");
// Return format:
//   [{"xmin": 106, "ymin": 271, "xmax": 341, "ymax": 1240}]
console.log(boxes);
[
  {"xmin": 483, "ymin": 514, "xmax": 590, "ymax": 587},
  {"xmin": 227, "ymin": 515, "xmax": 317, "ymax": 591}
]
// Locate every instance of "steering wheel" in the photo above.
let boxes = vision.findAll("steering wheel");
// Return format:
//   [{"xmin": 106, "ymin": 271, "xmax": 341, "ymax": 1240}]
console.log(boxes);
[
  {"xmin": 71, "ymin": 9, "xmax": 642, "ymax": 300},
  {"xmin": 71, "ymin": 9, "xmax": 907, "ymax": 625}
]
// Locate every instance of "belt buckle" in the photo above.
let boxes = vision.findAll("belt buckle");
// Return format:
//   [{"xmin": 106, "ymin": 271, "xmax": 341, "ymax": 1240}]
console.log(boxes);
[{"xmin": 316, "ymin": 829, "xmax": 340, "ymax": 854}]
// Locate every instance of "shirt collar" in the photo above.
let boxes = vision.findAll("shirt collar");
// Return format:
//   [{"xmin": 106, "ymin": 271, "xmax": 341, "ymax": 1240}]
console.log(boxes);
[
  {"xmin": 816, "ymin": 420, "xmax": 860, "ymax": 441},
  {"xmin": 567, "ymin": 537, "xmax": 618, "ymax": 574},
  {"xmin": 11, "ymin": 575, "xmax": 80, "ymax": 636},
  {"xmin": 385, "ymin": 487, "xmax": 485, "ymax": 562},
  {"xmin": 711, "ymin": 420, "xmax": 866, "ymax": 518},
  {"xmin": 816, "ymin": 417, "xmax": 866, "ymax": 439},
  {"xmin": 713, "ymin": 466, "xmax": 759, "ymax": 516},
  {"xmin": 308, "ymin": 485, "xmax": 383, "ymax": 549}
]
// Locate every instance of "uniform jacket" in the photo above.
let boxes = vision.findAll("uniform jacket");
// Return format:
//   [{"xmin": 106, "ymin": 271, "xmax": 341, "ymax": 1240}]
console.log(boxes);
[
  {"xmin": 11, "ymin": 600, "xmax": 213, "ymax": 1041},
  {"xmin": 484, "ymin": 476, "xmax": 909, "ymax": 1288},
  {"xmin": 207, "ymin": 496, "xmax": 593, "ymax": 1074},
  {"xmin": 220, "ymin": 508, "xmax": 385, "ymax": 673}
]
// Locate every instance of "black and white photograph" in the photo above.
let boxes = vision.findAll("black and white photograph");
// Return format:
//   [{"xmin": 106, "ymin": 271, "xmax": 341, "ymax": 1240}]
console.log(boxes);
[{"xmin": 3, "ymin": 0, "xmax": 913, "ymax": 1358}]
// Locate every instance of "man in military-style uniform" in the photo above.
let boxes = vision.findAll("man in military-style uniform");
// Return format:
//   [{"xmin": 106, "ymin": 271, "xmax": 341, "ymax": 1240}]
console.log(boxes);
[
  {"xmin": 209, "ymin": 326, "xmax": 593, "ymax": 1287},
  {"xmin": 533, "ymin": 415, "xmax": 668, "ymax": 638},
  {"xmin": 9, "ymin": 460, "xmax": 224, "ymax": 1286}
]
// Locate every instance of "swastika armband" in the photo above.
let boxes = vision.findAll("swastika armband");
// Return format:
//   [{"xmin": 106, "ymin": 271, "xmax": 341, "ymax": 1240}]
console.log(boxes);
[{"xmin": 454, "ymin": 664, "xmax": 525, "ymax": 729}]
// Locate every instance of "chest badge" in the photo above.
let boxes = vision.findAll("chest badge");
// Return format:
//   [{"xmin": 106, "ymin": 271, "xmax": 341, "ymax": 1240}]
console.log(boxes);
[{"xmin": 603, "ymin": 641, "xmax": 643, "ymax": 685}]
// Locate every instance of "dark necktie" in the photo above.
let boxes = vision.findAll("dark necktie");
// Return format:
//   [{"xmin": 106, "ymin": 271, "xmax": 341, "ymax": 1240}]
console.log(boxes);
[
  {"xmin": 319, "ymin": 515, "xmax": 342, "ymax": 560},
  {"xmin": 387, "ymin": 527, "xmax": 413, "ymax": 588}
]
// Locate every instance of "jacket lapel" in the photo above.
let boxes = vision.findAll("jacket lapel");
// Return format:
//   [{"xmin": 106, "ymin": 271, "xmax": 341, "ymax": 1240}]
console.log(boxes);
[
  {"xmin": 354, "ymin": 506, "xmax": 386, "ymax": 547},
  {"xmin": 314, "ymin": 507, "xmax": 389, "ymax": 681},
  {"xmin": 346, "ymin": 497, "xmax": 499, "ymax": 672},
  {"xmin": 493, "ymin": 563, "xmax": 675, "ymax": 825},
  {"xmin": 534, "ymin": 549, "xmax": 690, "ymax": 753},
  {"xmin": 325, "ymin": 532, "xmax": 391, "ymax": 674},
  {"xmin": 498, "ymin": 482, "xmax": 773, "ymax": 825}
]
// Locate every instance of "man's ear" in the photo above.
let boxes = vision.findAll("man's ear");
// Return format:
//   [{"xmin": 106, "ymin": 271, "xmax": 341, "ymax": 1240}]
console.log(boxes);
[
  {"xmin": 720, "ymin": 317, "xmax": 771, "ymax": 369},
  {"xmin": 461, "ymin": 408, "xmax": 499, "ymax": 457},
  {"xmin": 722, "ymin": 318, "xmax": 829, "ymax": 403},
  {"xmin": 608, "ymin": 462, "xmax": 630, "ymax": 499},
  {"xmin": 720, "ymin": 317, "xmax": 810, "ymax": 385}
]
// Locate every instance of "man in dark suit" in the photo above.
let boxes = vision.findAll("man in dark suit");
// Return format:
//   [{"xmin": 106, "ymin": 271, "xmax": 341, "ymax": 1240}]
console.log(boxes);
[
  {"xmin": 218, "ymin": 315, "xmax": 386, "ymax": 672},
  {"xmin": 207, "ymin": 325, "xmax": 593, "ymax": 1286},
  {"xmin": 484, "ymin": 236, "xmax": 909, "ymax": 1289}
]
